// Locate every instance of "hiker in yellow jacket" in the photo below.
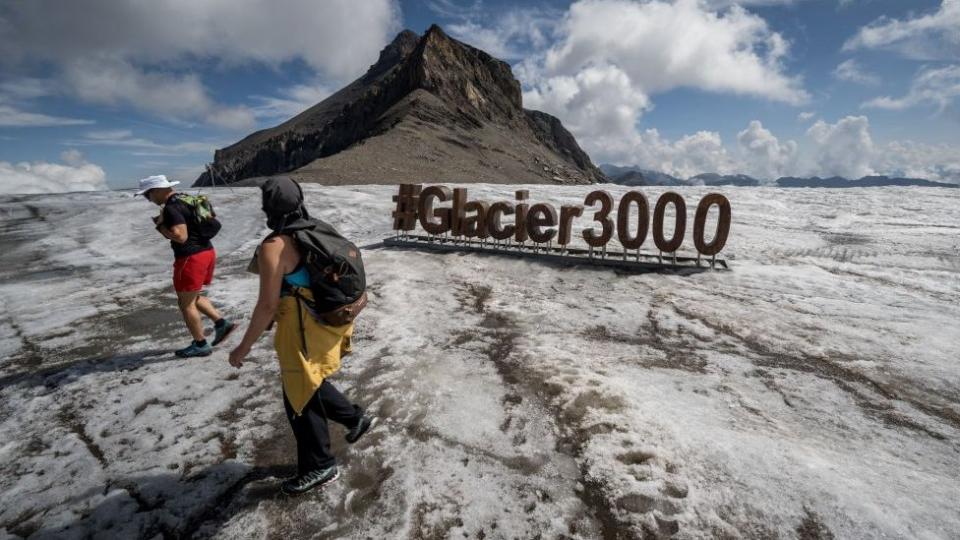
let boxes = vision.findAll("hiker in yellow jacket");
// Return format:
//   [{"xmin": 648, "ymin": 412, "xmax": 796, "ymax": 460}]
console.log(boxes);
[{"xmin": 228, "ymin": 178, "xmax": 375, "ymax": 495}]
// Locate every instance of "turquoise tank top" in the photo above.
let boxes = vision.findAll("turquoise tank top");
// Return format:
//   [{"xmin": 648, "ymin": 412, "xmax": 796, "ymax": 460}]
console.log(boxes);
[{"xmin": 284, "ymin": 265, "xmax": 310, "ymax": 288}]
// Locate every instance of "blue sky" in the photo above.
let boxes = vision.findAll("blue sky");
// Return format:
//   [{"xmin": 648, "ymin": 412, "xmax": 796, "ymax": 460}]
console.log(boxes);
[{"xmin": 0, "ymin": 0, "xmax": 957, "ymax": 192}]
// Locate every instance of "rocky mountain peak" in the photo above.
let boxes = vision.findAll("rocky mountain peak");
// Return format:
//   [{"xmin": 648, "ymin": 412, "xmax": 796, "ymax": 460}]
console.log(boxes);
[
  {"xmin": 404, "ymin": 24, "xmax": 522, "ymax": 120},
  {"xmin": 363, "ymin": 29, "xmax": 419, "ymax": 82},
  {"xmin": 196, "ymin": 26, "xmax": 604, "ymax": 186}
]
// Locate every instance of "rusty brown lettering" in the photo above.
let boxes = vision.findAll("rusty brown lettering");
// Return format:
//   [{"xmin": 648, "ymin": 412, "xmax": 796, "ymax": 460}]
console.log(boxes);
[
  {"xmin": 391, "ymin": 184, "xmax": 732, "ymax": 260},
  {"xmin": 514, "ymin": 190, "xmax": 530, "ymax": 243},
  {"xmin": 462, "ymin": 200, "xmax": 490, "ymax": 238},
  {"xmin": 451, "ymin": 187, "xmax": 467, "ymax": 236},
  {"xmin": 582, "ymin": 190, "xmax": 614, "ymax": 248},
  {"xmin": 526, "ymin": 203, "xmax": 558, "ymax": 243},
  {"xmin": 391, "ymin": 183, "xmax": 422, "ymax": 231},
  {"xmin": 558, "ymin": 205, "xmax": 584, "ymax": 246},
  {"xmin": 653, "ymin": 191, "xmax": 686, "ymax": 253},
  {"xmin": 487, "ymin": 201, "xmax": 516, "ymax": 240},
  {"xmin": 616, "ymin": 191, "xmax": 649, "ymax": 250},
  {"xmin": 418, "ymin": 185, "xmax": 452, "ymax": 234},
  {"xmin": 693, "ymin": 193, "xmax": 731, "ymax": 256}
]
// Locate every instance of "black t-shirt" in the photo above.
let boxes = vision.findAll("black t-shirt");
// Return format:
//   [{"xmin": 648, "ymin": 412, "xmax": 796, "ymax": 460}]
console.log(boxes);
[{"xmin": 162, "ymin": 196, "xmax": 213, "ymax": 258}]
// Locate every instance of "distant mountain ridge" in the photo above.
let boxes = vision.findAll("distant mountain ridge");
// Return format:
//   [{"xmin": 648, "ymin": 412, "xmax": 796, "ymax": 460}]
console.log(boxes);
[
  {"xmin": 599, "ymin": 165, "xmax": 683, "ymax": 186},
  {"xmin": 690, "ymin": 173, "xmax": 762, "ymax": 187},
  {"xmin": 196, "ymin": 25, "xmax": 605, "ymax": 186},
  {"xmin": 599, "ymin": 164, "xmax": 957, "ymax": 188},
  {"xmin": 775, "ymin": 175, "xmax": 956, "ymax": 188}
]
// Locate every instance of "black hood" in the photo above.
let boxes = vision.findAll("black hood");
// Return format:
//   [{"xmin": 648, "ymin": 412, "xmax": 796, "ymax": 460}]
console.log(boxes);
[{"xmin": 260, "ymin": 177, "xmax": 315, "ymax": 233}]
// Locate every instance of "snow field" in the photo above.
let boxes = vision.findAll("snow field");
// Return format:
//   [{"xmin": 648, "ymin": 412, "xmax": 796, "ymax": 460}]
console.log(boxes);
[{"xmin": 0, "ymin": 184, "xmax": 958, "ymax": 538}]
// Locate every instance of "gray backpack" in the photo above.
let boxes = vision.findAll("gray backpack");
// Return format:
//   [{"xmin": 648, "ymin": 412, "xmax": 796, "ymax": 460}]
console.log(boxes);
[{"xmin": 291, "ymin": 220, "xmax": 367, "ymax": 324}]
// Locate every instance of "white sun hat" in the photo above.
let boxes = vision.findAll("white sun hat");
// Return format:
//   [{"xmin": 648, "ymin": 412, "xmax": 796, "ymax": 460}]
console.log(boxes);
[{"xmin": 135, "ymin": 174, "xmax": 180, "ymax": 196}]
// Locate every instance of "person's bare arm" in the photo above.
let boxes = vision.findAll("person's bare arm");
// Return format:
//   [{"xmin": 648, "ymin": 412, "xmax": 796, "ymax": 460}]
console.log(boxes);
[
  {"xmin": 159, "ymin": 223, "xmax": 188, "ymax": 243},
  {"xmin": 229, "ymin": 237, "xmax": 285, "ymax": 368}
]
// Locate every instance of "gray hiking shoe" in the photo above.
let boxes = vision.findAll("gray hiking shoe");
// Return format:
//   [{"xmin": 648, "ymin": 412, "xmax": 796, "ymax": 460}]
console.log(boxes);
[
  {"xmin": 211, "ymin": 319, "xmax": 236, "ymax": 346},
  {"xmin": 346, "ymin": 415, "xmax": 378, "ymax": 444},
  {"xmin": 175, "ymin": 341, "xmax": 212, "ymax": 358},
  {"xmin": 280, "ymin": 465, "xmax": 340, "ymax": 495}
]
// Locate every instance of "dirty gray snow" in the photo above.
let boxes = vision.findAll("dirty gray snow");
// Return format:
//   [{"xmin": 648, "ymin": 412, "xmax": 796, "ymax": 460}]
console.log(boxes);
[{"xmin": 0, "ymin": 184, "xmax": 958, "ymax": 539}]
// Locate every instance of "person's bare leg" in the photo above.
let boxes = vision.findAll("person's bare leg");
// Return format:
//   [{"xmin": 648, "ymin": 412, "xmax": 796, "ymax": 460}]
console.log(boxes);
[
  {"xmin": 177, "ymin": 291, "xmax": 205, "ymax": 341},
  {"xmin": 196, "ymin": 295, "xmax": 222, "ymax": 322}
]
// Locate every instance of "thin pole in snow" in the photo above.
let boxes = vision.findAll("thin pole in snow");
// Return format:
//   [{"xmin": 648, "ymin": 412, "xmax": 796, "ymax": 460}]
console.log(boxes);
[{"xmin": 206, "ymin": 163, "xmax": 236, "ymax": 195}]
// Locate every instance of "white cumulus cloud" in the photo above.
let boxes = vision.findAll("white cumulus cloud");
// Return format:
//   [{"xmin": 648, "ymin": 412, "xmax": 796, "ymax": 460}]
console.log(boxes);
[
  {"xmin": 700, "ymin": 0, "xmax": 809, "ymax": 6},
  {"xmin": 588, "ymin": 113, "xmax": 960, "ymax": 182},
  {"xmin": 250, "ymin": 83, "xmax": 334, "ymax": 121},
  {"xmin": 843, "ymin": 0, "xmax": 960, "ymax": 60},
  {"xmin": 0, "ymin": 0, "xmax": 400, "ymax": 128},
  {"xmin": 603, "ymin": 128, "xmax": 737, "ymax": 179},
  {"xmin": 0, "ymin": 0, "xmax": 400, "ymax": 81},
  {"xmin": 63, "ymin": 57, "xmax": 256, "ymax": 131},
  {"xmin": 833, "ymin": 59, "xmax": 880, "ymax": 85},
  {"xmin": 640, "ymin": 129, "xmax": 736, "ymax": 179},
  {"xmin": 431, "ymin": 1, "xmax": 561, "ymax": 60},
  {"xmin": 806, "ymin": 115, "xmax": 875, "ymax": 178},
  {"xmin": 530, "ymin": 0, "xmax": 807, "ymax": 102},
  {"xmin": 875, "ymin": 140, "xmax": 960, "ymax": 182},
  {"xmin": 0, "ymin": 104, "xmax": 94, "ymax": 127},
  {"xmin": 737, "ymin": 120, "xmax": 798, "ymax": 179},
  {"xmin": 0, "ymin": 150, "xmax": 108, "ymax": 195},
  {"xmin": 66, "ymin": 130, "xmax": 221, "ymax": 157},
  {"xmin": 514, "ymin": 0, "xmax": 807, "ymax": 168},
  {"xmin": 797, "ymin": 116, "xmax": 959, "ymax": 182},
  {"xmin": 524, "ymin": 63, "xmax": 651, "ymax": 142},
  {"xmin": 863, "ymin": 64, "xmax": 960, "ymax": 112},
  {"xmin": 0, "ymin": 81, "xmax": 94, "ymax": 127}
]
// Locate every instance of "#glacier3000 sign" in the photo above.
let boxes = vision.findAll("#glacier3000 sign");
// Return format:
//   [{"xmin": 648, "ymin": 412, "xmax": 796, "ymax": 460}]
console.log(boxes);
[{"xmin": 387, "ymin": 184, "xmax": 732, "ymax": 271}]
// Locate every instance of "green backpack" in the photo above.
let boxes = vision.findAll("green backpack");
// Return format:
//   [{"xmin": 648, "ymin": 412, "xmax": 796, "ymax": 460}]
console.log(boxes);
[{"xmin": 174, "ymin": 194, "xmax": 221, "ymax": 240}]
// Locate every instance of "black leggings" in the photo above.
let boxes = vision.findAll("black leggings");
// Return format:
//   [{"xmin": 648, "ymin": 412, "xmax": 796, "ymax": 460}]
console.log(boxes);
[{"xmin": 283, "ymin": 380, "xmax": 363, "ymax": 474}]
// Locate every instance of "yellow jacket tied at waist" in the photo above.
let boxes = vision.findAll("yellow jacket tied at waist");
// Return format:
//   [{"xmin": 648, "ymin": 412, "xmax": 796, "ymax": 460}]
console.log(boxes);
[{"xmin": 274, "ymin": 287, "xmax": 353, "ymax": 415}]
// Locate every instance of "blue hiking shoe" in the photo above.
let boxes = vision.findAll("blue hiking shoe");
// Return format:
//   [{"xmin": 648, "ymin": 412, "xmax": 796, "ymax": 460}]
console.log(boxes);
[
  {"xmin": 175, "ymin": 341, "xmax": 213, "ymax": 358},
  {"xmin": 211, "ymin": 319, "xmax": 236, "ymax": 347}
]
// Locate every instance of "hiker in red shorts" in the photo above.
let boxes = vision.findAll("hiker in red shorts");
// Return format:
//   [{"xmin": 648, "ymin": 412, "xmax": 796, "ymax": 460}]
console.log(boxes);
[{"xmin": 136, "ymin": 175, "xmax": 235, "ymax": 357}]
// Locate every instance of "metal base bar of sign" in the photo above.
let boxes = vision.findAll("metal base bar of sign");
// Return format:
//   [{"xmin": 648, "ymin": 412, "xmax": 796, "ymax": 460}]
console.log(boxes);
[{"xmin": 383, "ymin": 235, "xmax": 729, "ymax": 272}]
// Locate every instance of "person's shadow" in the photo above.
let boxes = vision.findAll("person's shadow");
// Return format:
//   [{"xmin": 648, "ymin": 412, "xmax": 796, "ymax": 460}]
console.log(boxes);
[
  {"xmin": 0, "ymin": 349, "xmax": 177, "ymax": 391},
  {"xmin": 19, "ymin": 459, "xmax": 295, "ymax": 539}
]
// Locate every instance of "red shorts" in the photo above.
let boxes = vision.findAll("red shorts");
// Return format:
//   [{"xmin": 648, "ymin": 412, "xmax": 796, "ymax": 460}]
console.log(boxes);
[{"xmin": 173, "ymin": 249, "xmax": 216, "ymax": 293}]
